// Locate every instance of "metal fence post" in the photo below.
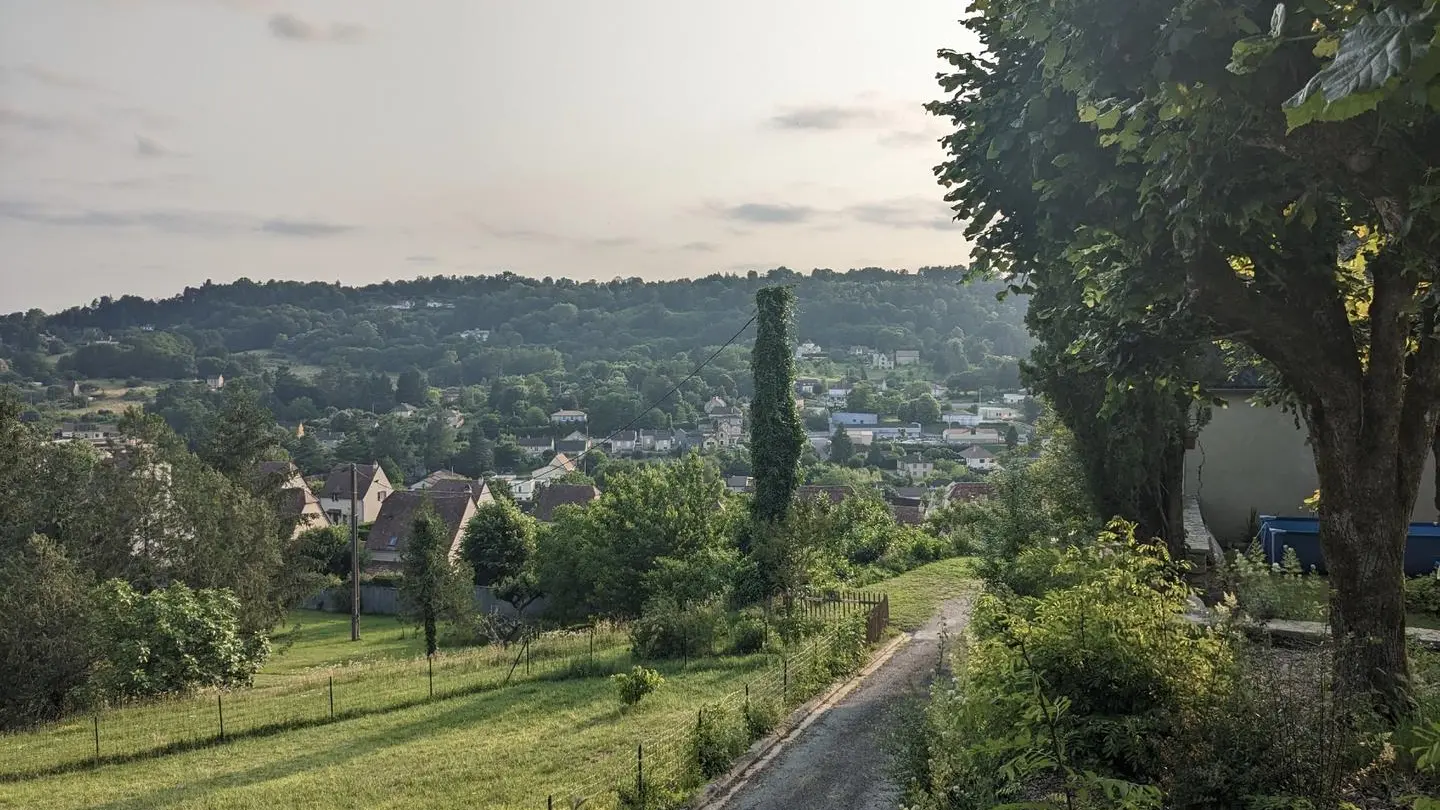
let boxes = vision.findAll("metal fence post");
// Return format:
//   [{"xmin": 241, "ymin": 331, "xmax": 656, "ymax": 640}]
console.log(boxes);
[
  {"xmin": 782, "ymin": 656, "xmax": 788, "ymax": 701},
  {"xmin": 93, "ymin": 715, "xmax": 100, "ymax": 761},
  {"xmin": 525, "ymin": 638, "xmax": 531, "ymax": 675},
  {"xmin": 589, "ymin": 625, "xmax": 595, "ymax": 668},
  {"xmin": 329, "ymin": 676, "xmax": 335, "ymax": 719},
  {"xmin": 548, "ymin": 797, "xmax": 553, "ymax": 810},
  {"xmin": 428, "ymin": 655, "xmax": 434, "ymax": 698},
  {"xmin": 217, "ymin": 693, "xmax": 225, "ymax": 742},
  {"xmin": 636, "ymin": 742, "xmax": 644, "ymax": 801}
]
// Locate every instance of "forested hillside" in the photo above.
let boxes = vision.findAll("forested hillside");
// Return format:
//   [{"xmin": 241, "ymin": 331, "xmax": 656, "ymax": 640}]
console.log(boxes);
[{"xmin": 0, "ymin": 266, "xmax": 1028, "ymax": 390}]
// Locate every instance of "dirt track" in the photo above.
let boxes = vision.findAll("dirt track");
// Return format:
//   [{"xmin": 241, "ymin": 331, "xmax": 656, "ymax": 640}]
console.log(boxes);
[{"xmin": 709, "ymin": 596, "xmax": 973, "ymax": 810}]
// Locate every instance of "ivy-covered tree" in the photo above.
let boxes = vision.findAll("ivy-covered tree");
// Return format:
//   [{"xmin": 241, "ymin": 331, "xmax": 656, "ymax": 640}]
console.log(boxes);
[
  {"xmin": 749, "ymin": 287, "xmax": 805, "ymax": 527},
  {"xmin": 400, "ymin": 502, "xmax": 472, "ymax": 657},
  {"xmin": 929, "ymin": 0, "xmax": 1440, "ymax": 711}
]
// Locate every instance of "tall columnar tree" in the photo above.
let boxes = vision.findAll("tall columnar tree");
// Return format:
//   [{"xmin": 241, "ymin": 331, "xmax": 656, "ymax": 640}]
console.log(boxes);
[
  {"xmin": 749, "ymin": 286, "xmax": 805, "ymax": 526},
  {"xmin": 400, "ymin": 502, "xmax": 469, "ymax": 657},
  {"xmin": 929, "ymin": 0, "xmax": 1440, "ymax": 712}
]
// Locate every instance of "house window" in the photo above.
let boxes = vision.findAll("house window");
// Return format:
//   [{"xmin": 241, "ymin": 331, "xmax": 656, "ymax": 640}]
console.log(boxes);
[
  {"xmin": 326, "ymin": 510, "xmax": 342, "ymax": 523},
  {"xmin": 387, "ymin": 536, "xmax": 397, "ymax": 548}
]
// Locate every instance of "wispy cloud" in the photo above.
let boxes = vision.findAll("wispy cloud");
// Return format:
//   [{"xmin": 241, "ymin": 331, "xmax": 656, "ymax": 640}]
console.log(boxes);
[
  {"xmin": 3, "ymin": 65, "xmax": 106, "ymax": 93},
  {"xmin": 267, "ymin": 13, "xmax": 365, "ymax": 43},
  {"xmin": 0, "ymin": 108, "xmax": 85, "ymax": 134},
  {"xmin": 259, "ymin": 217, "xmax": 354, "ymax": 237},
  {"xmin": 475, "ymin": 222, "xmax": 636, "ymax": 248},
  {"xmin": 135, "ymin": 135, "xmax": 181, "ymax": 158},
  {"xmin": 843, "ymin": 200, "xmax": 957, "ymax": 231},
  {"xmin": 679, "ymin": 241, "xmax": 718, "ymax": 252},
  {"xmin": 766, "ymin": 104, "xmax": 889, "ymax": 131},
  {"xmin": 712, "ymin": 202, "xmax": 815, "ymax": 225},
  {"xmin": 0, "ymin": 199, "xmax": 247, "ymax": 235}
]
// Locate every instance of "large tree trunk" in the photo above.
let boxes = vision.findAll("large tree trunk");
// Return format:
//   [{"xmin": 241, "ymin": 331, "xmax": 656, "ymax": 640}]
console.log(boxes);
[{"xmin": 1310, "ymin": 396, "xmax": 1425, "ymax": 716}]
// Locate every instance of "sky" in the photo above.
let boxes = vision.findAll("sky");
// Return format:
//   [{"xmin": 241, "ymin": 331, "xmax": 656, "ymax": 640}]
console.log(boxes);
[{"xmin": 0, "ymin": 0, "xmax": 980, "ymax": 312}]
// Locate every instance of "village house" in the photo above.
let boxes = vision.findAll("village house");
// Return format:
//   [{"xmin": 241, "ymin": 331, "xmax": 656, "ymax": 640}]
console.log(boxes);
[
  {"xmin": 320, "ymin": 462, "xmax": 394, "ymax": 525},
  {"xmin": 871, "ymin": 421, "xmax": 924, "ymax": 440},
  {"xmin": 52, "ymin": 422, "xmax": 123, "ymax": 446},
  {"xmin": 550, "ymin": 409, "xmax": 588, "ymax": 425},
  {"xmin": 947, "ymin": 481, "xmax": 996, "ymax": 504},
  {"xmin": 459, "ymin": 329, "xmax": 491, "ymax": 341},
  {"xmin": 944, "ymin": 427, "xmax": 1005, "ymax": 445},
  {"xmin": 259, "ymin": 460, "xmax": 330, "ymax": 538},
  {"xmin": 900, "ymin": 454, "xmax": 935, "ymax": 480},
  {"xmin": 894, "ymin": 350, "xmax": 921, "ymax": 366},
  {"xmin": 490, "ymin": 474, "xmax": 537, "ymax": 503},
  {"xmin": 424, "ymin": 477, "xmax": 494, "ymax": 506},
  {"xmin": 1002, "ymin": 392, "xmax": 1031, "ymax": 404},
  {"xmin": 364, "ymin": 491, "xmax": 476, "ymax": 572},
  {"xmin": 796, "ymin": 485, "xmax": 854, "ymax": 505},
  {"xmin": 978, "ymin": 405, "xmax": 1021, "ymax": 421},
  {"xmin": 205, "ymin": 375, "xmax": 225, "ymax": 390},
  {"xmin": 516, "ymin": 435, "xmax": 554, "ymax": 458},
  {"xmin": 555, "ymin": 435, "xmax": 590, "ymax": 455},
  {"xmin": 830, "ymin": 411, "xmax": 879, "ymax": 427},
  {"xmin": 533, "ymin": 483, "xmax": 602, "ymax": 522},
  {"xmin": 390, "ymin": 403, "xmax": 419, "ymax": 418},
  {"xmin": 871, "ymin": 352, "xmax": 895, "ymax": 370},
  {"xmin": 942, "ymin": 411, "xmax": 983, "ymax": 427},
  {"xmin": 638, "ymin": 428, "xmax": 675, "ymax": 453},
  {"xmin": 703, "ymin": 396, "xmax": 729, "ymax": 415},
  {"xmin": 530, "ymin": 452, "xmax": 577, "ymax": 483},
  {"xmin": 608, "ymin": 430, "xmax": 639, "ymax": 454},
  {"xmin": 725, "ymin": 475, "xmax": 754, "ymax": 494},
  {"xmin": 793, "ymin": 341, "xmax": 823, "ymax": 361},
  {"xmin": 794, "ymin": 377, "xmax": 822, "ymax": 396},
  {"xmin": 959, "ymin": 445, "xmax": 1000, "ymax": 472}
]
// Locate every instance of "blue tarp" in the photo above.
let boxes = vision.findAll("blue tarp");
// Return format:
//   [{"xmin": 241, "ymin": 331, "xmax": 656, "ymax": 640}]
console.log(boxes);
[{"xmin": 1257, "ymin": 516, "xmax": 1440, "ymax": 577}]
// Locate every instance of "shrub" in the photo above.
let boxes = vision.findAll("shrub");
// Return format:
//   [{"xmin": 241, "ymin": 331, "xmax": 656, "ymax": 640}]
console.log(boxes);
[
  {"xmin": 690, "ymin": 703, "xmax": 749, "ymax": 778},
  {"xmin": 613, "ymin": 665, "xmax": 664, "ymax": 707},
  {"xmin": 1406, "ymin": 575, "xmax": 1440, "ymax": 618},
  {"xmin": 1229, "ymin": 544, "xmax": 1327, "ymax": 622},
  {"xmin": 742, "ymin": 696, "xmax": 782, "ymax": 739},
  {"xmin": 727, "ymin": 614, "xmax": 768, "ymax": 655},
  {"xmin": 630, "ymin": 596, "xmax": 726, "ymax": 659},
  {"xmin": 92, "ymin": 580, "xmax": 268, "ymax": 700}
]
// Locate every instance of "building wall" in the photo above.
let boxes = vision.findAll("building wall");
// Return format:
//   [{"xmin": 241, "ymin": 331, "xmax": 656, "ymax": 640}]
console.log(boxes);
[{"xmin": 1184, "ymin": 391, "xmax": 1437, "ymax": 545}]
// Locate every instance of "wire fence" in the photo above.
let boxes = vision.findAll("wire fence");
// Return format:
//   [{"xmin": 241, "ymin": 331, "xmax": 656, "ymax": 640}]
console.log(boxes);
[
  {"xmin": 0, "ymin": 589, "xmax": 890, "ymax": 799},
  {"xmin": 0, "ymin": 622, "xmax": 632, "ymax": 780},
  {"xmin": 534, "ymin": 591, "xmax": 891, "ymax": 810}
]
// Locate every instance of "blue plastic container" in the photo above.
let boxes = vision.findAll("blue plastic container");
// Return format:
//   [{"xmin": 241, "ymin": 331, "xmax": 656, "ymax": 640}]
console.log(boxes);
[{"xmin": 1256, "ymin": 516, "xmax": 1440, "ymax": 577}]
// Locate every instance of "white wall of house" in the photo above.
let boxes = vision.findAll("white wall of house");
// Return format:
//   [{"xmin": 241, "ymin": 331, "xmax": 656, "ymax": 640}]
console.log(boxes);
[
  {"xmin": 322, "ymin": 475, "xmax": 392, "ymax": 525},
  {"xmin": 1184, "ymin": 390, "xmax": 1438, "ymax": 543}
]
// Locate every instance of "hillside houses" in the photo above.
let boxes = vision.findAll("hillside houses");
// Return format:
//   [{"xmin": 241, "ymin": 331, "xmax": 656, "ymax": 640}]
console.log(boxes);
[
  {"xmin": 364, "ymin": 491, "xmax": 475, "ymax": 573},
  {"xmin": 321, "ymin": 462, "xmax": 394, "ymax": 525}
]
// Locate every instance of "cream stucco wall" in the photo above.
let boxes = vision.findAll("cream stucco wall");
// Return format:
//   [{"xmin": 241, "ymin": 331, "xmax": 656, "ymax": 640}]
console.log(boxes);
[{"xmin": 1183, "ymin": 391, "xmax": 1437, "ymax": 545}]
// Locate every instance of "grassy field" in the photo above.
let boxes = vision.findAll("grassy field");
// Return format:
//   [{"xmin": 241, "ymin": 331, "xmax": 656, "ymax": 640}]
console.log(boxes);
[
  {"xmin": 262, "ymin": 611, "xmax": 419, "ymax": 674},
  {"xmin": 0, "ymin": 560, "xmax": 980, "ymax": 809},
  {"xmin": 883, "ymin": 557, "xmax": 978, "ymax": 631}
]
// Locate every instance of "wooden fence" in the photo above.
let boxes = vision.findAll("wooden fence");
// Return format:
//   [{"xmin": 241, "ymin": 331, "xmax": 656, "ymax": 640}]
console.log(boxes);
[{"xmin": 792, "ymin": 588, "xmax": 890, "ymax": 644}]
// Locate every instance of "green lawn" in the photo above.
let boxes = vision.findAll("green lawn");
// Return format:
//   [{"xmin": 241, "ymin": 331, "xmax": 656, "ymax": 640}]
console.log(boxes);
[
  {"xmin": 882, "ymin": 557, "xmax": 978, "ymax": 632},
  {"xmin": 261, "ymin": 611, "xmax": 420, "ymax": 674},
  {"xmin": 0, "ymin": 565, "xmax": 978, "ymax": 808}
]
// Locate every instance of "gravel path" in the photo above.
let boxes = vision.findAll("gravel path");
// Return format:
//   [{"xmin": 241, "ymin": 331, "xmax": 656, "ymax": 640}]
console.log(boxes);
[{"xmin": 711, "ymin": 596, "xmax": 973, "ymax": 810}]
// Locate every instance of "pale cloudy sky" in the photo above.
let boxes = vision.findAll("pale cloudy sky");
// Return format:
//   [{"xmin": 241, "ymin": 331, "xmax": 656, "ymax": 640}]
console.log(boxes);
[{"xmin": 0, "ymin": 0, "xmax": 979, "ymax": 312}]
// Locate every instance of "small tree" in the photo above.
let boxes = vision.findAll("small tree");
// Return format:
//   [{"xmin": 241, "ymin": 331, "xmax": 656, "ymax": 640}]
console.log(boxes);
[
  {"xmin": 400, "ymin": 502, "xmax": 471, "ymax": 657},
  {"xmin": 461, "ymin": 499, "xmax": 541, "ymax": 611},
  {"xmin": 1004, "ymin": 424, "xmax": 1019, "ymax": 451},
  {"xmin": 829, "ymin": 425, "xmax": 856, "ymax": 464}
]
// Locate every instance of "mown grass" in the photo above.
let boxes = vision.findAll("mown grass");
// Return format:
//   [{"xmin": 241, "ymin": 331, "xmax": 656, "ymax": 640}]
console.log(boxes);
[
  {"xmin": 0, "ymin": 564, "xmax": 977, "ymax": 808},
  {"xmin": 882, "ymin": 556, "xmax": 978, "ymax": 632},
  {"xmin": 261, "ymin": 610, "xmax": 419, "ymax": 674},
  {"xmin": 0, "ymin": 655, "xmax": 777, "ymax": 810}
]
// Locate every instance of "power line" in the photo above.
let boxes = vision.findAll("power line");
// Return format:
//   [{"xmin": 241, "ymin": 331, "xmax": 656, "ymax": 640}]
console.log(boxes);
[{"xmin": 527, "ymin": 313, "xmax": 758, "ymax": 484}]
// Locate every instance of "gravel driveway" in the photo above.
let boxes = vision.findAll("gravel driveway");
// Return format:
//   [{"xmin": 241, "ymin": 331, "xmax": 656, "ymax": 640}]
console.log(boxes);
[{"xmin": 710, "ymin": 596, "xmax": 973, "ymax": 810}]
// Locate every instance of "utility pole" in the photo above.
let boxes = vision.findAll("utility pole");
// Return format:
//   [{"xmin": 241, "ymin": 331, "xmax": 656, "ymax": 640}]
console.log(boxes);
[{"xmin": 350, "ymin": 462, "xmax": 361, "ymax": 641}]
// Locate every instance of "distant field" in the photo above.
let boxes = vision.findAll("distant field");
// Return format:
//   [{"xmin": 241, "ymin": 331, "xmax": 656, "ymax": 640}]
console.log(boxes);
[
  {"xmin": 234, "ymin": 350, "xmax": 325, "ymax": 380},
  {"xmin": 0, "ymin": 559, "xmax": 979, "ymax": 809}
]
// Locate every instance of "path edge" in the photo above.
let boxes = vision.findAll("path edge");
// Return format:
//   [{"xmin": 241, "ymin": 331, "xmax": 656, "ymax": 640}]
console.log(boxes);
[{"xmin": 689, "ymin": 630, "xmax": 912, "ymax": 810}]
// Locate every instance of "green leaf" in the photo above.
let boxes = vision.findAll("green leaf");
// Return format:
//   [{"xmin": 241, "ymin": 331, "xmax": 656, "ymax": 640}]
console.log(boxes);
[
  {"xmin": 1228, "ymin": 35, "xmax": 1283, "ymax": 74},
  {"xmin": 1094, "ymin": 106, "xmax": 1122, "ymax": 131},
  {"xmin": 1284, "ymin": 6, "xmax": 1436, "ymax": 127}
]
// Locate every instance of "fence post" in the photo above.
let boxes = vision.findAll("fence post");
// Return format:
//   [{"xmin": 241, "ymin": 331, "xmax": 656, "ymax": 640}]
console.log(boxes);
[
  {"xmin": 428, "ymin": 655, "xmax": 434, "ymax": 698},
  {"xmin": 589, "ymin": 625, "xmax": 595, "ymax": 668},
  {"xmin": 525, "ymin": 638, "xmax": 531, "ymax": 675},
  {"xmin": 329, "ymin": 676, "xmax": 335, "ymax": 719},
  {"xmin": 93, "ymin": 715, "xmax": 100, "ymax": 761},
  {"xmin": 217, "ymin": 693, "xmax": 225, "ymax": 742},
  {"xmin": 636, "ymin": 742, "xmax": 644, "ymax": 802},
  {"xmin": 548, "ymin": 797, "xmax": 553, "ymax": 810},
  {"xmin": 782, "ymin": 656, "xmax": 788, "ymax": 702}
]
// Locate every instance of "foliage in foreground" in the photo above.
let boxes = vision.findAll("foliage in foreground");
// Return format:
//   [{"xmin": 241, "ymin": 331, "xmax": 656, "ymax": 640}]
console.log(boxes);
[{"xmin": 900, "ymin": 522, "xmax": 1440, "ymax": 809}]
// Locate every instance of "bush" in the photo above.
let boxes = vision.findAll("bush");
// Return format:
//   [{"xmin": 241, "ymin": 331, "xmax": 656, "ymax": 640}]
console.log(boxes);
[
  {"xmin": 92, "ymin": 580, "xmax": 268, "ymax": 700},
  {"xmin": 630, "ymin": 596, "xmax": 726, "ymax": 659},
  {"xmin": 742, "ymin": 696, "xmax": 782, "ymax": 739},
  {"xmin": 1407, "ymin": 575, "xmax": 1440, "ymax": 618},
  {"xmin": 727, "ymin": 614, "xmax": 768, "ymax": 655},
  {"xmin": 690, "ymin": 703, "xmax": 749, "ymax": 778},
  {"xmin": 613, "ymin": 665, "xmax": 665, "ymax": 707},
  {"xmin": 1229, "ymin": 544, "xmax": 1327, "ymax": 622}
]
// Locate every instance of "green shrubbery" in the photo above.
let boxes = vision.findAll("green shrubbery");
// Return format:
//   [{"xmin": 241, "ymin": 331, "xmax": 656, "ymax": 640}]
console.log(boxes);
[
  {"xmin": 613, "ymin": 665, "xmax": 665, "ymax": 707},
  {"xmin": 1228, "ymin": 544, "xmax": 1328, "ymax": 622}
]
